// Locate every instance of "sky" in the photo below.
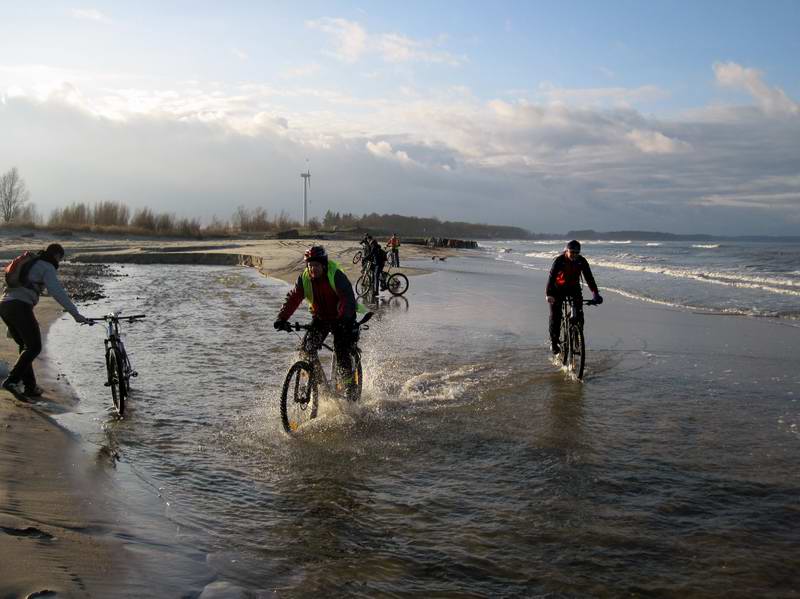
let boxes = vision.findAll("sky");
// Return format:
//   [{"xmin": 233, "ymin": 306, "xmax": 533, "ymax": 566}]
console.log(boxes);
[{"xmin": 1, "ymin": 1, "xmax": 799, "ymax": 236}]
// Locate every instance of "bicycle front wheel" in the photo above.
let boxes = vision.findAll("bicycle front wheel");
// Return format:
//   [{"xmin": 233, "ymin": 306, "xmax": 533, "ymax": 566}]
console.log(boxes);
[
  {"xmin": 570, "ymin": 325, "xmax": 586, "ymax": 379},
  {"xmin": 280, "ymin": 361, "xmax": 318, "ymax": 433},
  {"xmin": 352, "ymin": 250, "xmax": 363, "ymax": 264},
  {"xmin": 356, "ymin": 272, "xmax": 372, "ymax": 299},
  {"xmin": 386, "ymin": 273, "xmax": 409, "ymax": 296},
  {"xmin": 558, "ymin": 314, "xmax": 570, "ymax": 367},
  {"xmin": 107, "ymin": 346, "xmax": 127, "ymax": 416}
]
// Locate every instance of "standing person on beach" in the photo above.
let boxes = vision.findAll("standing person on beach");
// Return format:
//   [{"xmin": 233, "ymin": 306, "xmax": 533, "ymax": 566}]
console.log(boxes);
[
  {"xmin": 368, "ymin": 236, "xmax": 388, "ymax": 298},
  {"xmin": 387, "ymin": 234, "xmax": 401, "ymax": 267},
  {"xmin": 545, "ymin": 240, "xmax": 603, "ymax": 354},
  {"xmin": 274, "ymin": 245, "xmax": 361, "ymax": 399},
  {"xmin": 1, "ymin": 243, "xmax": 88, "ymax": 396}
]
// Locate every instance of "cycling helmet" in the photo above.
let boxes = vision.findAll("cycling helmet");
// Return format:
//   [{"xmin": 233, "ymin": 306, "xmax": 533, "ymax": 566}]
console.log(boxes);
[
  {"xmin": 566, "ymin": 240, "xmax": 581, "ymax": 253},
  {"xmin": 304, "ymin": 245, "xmax": 328, "ymax": 265}
]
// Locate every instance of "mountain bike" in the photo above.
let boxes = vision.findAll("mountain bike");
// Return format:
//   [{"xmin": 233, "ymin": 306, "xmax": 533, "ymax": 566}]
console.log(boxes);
[
  {"xmin": 86, "ymin": 313, "xmax": 146, "ymax": 416},
  {"xmin": 356, "ymin": 265, "xmax": 409, "ymax": 300},
  {"xmin": 556, "ymin": 297, "xmax": 597, "ymax": 380},
  {"xmin": 277, "ymin": 312, "xmax": 373, "ymax": 433}
]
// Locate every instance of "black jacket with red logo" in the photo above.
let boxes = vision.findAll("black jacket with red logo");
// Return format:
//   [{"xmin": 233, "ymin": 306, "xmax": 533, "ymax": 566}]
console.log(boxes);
[{"xmin": 546, "ymin": 253, "xmax": 598, "ymax": 297}]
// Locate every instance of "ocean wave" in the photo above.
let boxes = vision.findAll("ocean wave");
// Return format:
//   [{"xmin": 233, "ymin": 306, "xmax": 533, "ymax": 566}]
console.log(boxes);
[
  {"xmin": 692, "ymin": 244, "xmax": 720, "ymax": 249},
  {"xmin": 602, "ymin": 287, "xmax": 798, "ymax": 320},
  {"xmin": 646, "ymin": 243, "xmax": 661, "ymax": 247}
]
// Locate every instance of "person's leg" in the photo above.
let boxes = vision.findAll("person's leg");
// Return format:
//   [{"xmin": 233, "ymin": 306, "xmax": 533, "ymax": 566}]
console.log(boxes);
[
  {"xmin": 0, "ymin": 301, "xmax": 41, "ymax": 387},
  {"xmin": 333, "ymin": 321, "xmax": 358, "ymax": 396},
  {"xmin": 394, "ymin": 249, "xmax": 400, "ymax": 267}
]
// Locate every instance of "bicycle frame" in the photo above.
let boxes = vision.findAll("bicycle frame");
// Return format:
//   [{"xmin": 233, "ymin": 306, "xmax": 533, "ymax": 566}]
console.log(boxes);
[{"xmin": 557, "ymin": 296, "xmax": 596, "ymax": 379}]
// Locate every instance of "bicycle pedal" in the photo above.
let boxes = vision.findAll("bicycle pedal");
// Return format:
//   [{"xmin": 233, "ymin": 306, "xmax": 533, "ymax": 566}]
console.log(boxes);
[{"xmin": 131, "ymin": 371, "xmax": 139, "ymax": 378}]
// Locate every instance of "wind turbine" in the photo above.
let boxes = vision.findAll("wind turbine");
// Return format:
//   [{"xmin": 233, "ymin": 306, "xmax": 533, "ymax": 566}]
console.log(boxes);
[{"xmin": 300, "ymin": 165, "xmax": 311, "ymax": 227}]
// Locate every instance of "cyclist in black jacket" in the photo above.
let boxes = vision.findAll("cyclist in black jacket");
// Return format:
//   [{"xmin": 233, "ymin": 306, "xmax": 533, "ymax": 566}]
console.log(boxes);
[{"xmin": 545, "ymin": 240, "xmax": 603, "ymax": 354}]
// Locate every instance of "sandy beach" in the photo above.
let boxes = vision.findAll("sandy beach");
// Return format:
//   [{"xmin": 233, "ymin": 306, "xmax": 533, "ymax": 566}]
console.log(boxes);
[{"xmin": 1, "ymin": 233, "xmax": 798, "ymax": 596}]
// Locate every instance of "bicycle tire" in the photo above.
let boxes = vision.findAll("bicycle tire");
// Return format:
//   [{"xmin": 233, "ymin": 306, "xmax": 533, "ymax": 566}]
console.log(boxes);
[
  {"xmin": 352, "ymin": 251, "xmax": 362, "ymax": 265},
  {"xmin": 117, "ymin": 342, "xmax": 131, "ymax": 394},
  {"xmin": 386, "ymin": 273, "xmax": 409, "ymax": 296},
  {"xmin": 331, "ymin": 349, "xmax": 363, "ymax": 402},
  {"xmin": 107, "ymin": 345, "xmax": 126, "ymax": 416},
  {"xmin": 356, "ymin": 272, "xmax": 373, "ymax": 299},
  {"xmin": 280, "ymin": 361, "xmax": 318, "ymax": 433},
  {"xmin": 570, "ymin": 324, "xmax": 586, "ymax": 379},
  {"xmin": 558, "ymin": 310, "xmax": 570, "ymax": 367}
]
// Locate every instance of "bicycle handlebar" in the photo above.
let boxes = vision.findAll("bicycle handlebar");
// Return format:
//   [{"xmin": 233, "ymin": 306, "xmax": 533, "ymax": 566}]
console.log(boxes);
[
  {"xmin": 86, "ymin": 314, "xmax": 147, "ymax": 323},
  {"xmin": 278, "ymin": 311, "xmax": 374, "ymax": 333}
]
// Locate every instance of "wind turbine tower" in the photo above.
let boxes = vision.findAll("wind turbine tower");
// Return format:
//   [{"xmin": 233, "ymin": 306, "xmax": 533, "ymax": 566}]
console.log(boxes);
[{"xmin": 300, "ymin": 169, "xmax": 311, "ymax": 227}]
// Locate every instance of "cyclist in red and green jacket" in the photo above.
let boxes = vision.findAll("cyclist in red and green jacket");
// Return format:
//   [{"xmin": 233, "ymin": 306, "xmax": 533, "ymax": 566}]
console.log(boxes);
[
  {"xmin": 274, "ymin": 245, "xmax": 360, "ymax": 397},
  {"xmin": 545, "ymin": 240, "xmax": 603, "ymax": 354}
]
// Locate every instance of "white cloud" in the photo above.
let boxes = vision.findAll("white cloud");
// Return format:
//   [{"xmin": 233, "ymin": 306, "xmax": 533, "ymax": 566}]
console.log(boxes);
[
  {"xmin": 366, "ymin": 140, "xmax": 413, "ymax": 164},
  {"xmin": 232, "ymin": 48, "xmax": 249, "ymax": 61},
  {"xmin": 306, "ymin": 18, "xmax": 368, "ymax": 63},
  {"xmin": 306, "ymin": 18, "xmax": 463, "ymax": 66},
  {"xmin": 70, "ymin": 8, "xmax": 112, "ymax": 24},
  {"xmin": 626, "ymin": 129, "xmax": 691, "ymax": 154},
  {"xmin": 714, "ymin": 61, "xmax": 799, "ymax": 116}
]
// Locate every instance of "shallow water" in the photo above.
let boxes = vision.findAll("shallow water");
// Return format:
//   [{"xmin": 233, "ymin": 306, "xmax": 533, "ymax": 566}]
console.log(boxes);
[{"xmin": 47, "ymin": 257, "xmax": 800, "ymax": 596}]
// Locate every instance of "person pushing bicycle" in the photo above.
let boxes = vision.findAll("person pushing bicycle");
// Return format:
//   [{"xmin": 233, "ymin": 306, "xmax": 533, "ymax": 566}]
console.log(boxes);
[
  {"xmin": 274, "ymin": 245, "xmax": 361, "ymax": 399},
  {"xmin": 546, "ymin": 240, "xmax": 603, "ymax": 355}
]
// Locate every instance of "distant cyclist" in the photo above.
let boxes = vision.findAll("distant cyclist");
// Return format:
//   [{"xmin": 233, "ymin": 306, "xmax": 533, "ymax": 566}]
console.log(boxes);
[
  {"xmin": 274, "ymin": 245, "xmax": 360, "ymax": 398},
  {"xmin": 368, "ymin": 237, "xmax": 388, "ymax": 297},
  {"xmin": 545, "ymin": 240, "xmax": 603, "ymax": 354},
  {"xmin": 387, "ymin": 234, "xmax": 401, "ymax": 267}
]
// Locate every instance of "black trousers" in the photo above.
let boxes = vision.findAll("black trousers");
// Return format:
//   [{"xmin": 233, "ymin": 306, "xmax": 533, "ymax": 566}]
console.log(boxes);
[
  {"xmin": 549, "ymin": 290, "xmax": 584, "ymax": 345},
  {"xmin": 391, "ymin": 248, "xmax": 400, "ymax": 267},
  {"xmin": 303, "ymin": 318, "xmax": 359, "ymax": 381},
  {"xmin": 0, "ymin": 300, "xmax": 42, "ymax": 387}
]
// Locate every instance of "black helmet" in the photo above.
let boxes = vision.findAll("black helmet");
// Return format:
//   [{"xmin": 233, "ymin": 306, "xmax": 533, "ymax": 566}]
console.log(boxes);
[
  {"xmin": 304, "ymin": 245, "xmax": 328, "ymax": 264},
  {"xmin": 566, "ymin": 240, "xmax": 581, "ymax": 252}
]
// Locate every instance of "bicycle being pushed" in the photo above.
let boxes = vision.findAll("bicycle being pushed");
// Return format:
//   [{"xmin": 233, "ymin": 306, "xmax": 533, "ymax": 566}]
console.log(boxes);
[
  {"xmin": 355, "ymin": 263, "xmax": 409, "ymax": 300},
  {"xmin": 555, "ymin": 297, "xmax": 599, "ymax": 380},
  {"xmin": 86, "ymin": 312, "xmax": 146, "ymax": 416},
  {"xmin": 277, "ymin": 312, "xmax": 373, "ymax": 433}
]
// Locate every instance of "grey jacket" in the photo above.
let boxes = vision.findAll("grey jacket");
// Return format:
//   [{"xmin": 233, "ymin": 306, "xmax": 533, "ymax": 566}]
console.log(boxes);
[{"xmin": 2, "ymin": 259, "xmax": 81, "ymax": 318}]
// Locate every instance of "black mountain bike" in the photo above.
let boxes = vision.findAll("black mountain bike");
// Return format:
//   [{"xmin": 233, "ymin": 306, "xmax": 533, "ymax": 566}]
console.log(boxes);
[
  {"xmin": 278, "ymin": 312, "xmax": 373, "ymax": 433},
  {"xmin": 356, "ymin": 265, "xmax": 409, "ymax": 300},
  {"xmin": 86, "ymin": 313, "xmax": 146, "ymax": 416},
  {"xmin": 556, "ymin": 297, "xmax": 597, "ymax": 380}
]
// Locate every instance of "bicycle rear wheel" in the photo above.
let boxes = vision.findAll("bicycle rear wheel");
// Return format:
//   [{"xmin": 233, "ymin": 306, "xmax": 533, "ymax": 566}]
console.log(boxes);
[
  {"xmin": 107, "ymin": 345, "xmax": 127, "ymax": 416},
  {"xmin": 570, "ymin": 325, "xmax": 586, "ymax": 379},
  {"xmin": 280, "ymin": 361, "xmax": 318, "ymax": 433},
  {"xmin": 386, "ymin": 273, "xmax": 409, "ymax": 296}
]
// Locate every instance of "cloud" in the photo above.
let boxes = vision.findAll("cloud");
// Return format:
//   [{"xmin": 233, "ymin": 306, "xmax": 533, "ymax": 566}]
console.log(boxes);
[
  {"xmin": 70, "ymin": 8, "xmax": 112, "ymax": 24},
  {"xmin": 232, "ymin": 48, "xmax": 249, "ymax": 61},
  {"xmin": 626, "ymin": 129, "xmax": 691, "ymax": 154},
  {"xmin": 306, "ymin": 18, "xmax": 463, "ymax": 66},
  {"xmin": 1, "ymin": 61, "xmax": 798, "ymax": 235},
  {"xmin": 306, "ymin": 18, "xmax": 368, "ymax": 63},
  {"xmin": 366, "ymin": 140, "xmax": 413, "ymax": 164},
  {"xmin": 280, "ymin": 63, "xmax": 321, "ymax": 79},
  {"xmin": 714, "ymin": 61, "xmax": 799, "ymax": 116}
]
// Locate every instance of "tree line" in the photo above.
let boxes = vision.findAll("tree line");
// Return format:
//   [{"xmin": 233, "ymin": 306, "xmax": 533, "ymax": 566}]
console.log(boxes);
[{"xmin": 1, "ymin": 166, "xmax": 532, "ymax": 239}]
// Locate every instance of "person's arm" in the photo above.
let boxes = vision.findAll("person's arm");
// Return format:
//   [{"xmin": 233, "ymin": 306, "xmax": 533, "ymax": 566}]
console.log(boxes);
[
  {"xmin": 545, "ymin": 256, "xmax": 562, "ymax": 298},
  {"xmin": 580, "ymin": 258, "xmax": 599, "ymax": 294},
  {"xmin": 41, "ymin": 266, "xmax": 83, "ymax": 320},
  {"xmin": 334, "ymin": 270, "xmax": 357, "ymax": 320},
  {"xmin": 277, "ymin": 277, "xmax": 305, "ymax": 321}
]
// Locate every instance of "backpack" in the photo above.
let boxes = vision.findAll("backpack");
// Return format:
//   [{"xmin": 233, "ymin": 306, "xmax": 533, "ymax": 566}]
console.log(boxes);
[{"xmin": 4, "ymin": 251, "xmax": 41, "ymax": 288}]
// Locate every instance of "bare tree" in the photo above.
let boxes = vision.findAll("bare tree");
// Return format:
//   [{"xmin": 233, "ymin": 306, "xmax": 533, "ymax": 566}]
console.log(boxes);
[{"xmin": 0, "ymin": 167, "xmax": 31, "ymax": 223}]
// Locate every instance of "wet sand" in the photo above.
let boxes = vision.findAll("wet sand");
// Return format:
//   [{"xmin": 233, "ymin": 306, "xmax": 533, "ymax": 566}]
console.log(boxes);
[{"xmin": 0, "ymin": 299, "xmax": 124, "ymax": 597}]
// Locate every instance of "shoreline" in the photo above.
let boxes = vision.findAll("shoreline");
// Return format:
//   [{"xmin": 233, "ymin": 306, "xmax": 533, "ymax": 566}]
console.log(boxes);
[{"xmin": 0, "ymin": 298, "xmax": 127, "ymax": 596}]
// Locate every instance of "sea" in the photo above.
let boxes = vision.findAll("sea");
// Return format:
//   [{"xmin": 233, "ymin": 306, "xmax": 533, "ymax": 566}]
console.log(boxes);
[{"xmin": 45, "ymin": 239, "xmax": 800, "ymax": 597}]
